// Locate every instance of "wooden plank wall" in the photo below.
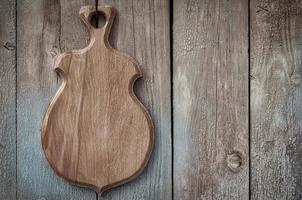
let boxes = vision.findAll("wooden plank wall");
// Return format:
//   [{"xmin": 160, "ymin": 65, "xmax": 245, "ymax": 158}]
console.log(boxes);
[
  {"xmin": 173, "ymin": 0, "xmax": 249, "ymax": 199},
  {"xmin": 1, "ymin": 0, "xmax": 302, "ymax": 199}
]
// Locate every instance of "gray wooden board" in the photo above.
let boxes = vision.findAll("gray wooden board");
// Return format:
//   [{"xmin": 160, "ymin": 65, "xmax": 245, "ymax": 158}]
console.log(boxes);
[
  {"xmin": 251, "ymin": 0, "xmax": 302, "ymax": 199},
  {"xmin": 17, "ymin": 0, "xmax": 96, "ymax": 199},
  {"xmin": 0, "ymin": 0, "xmax": 16, "ymax": 199},
  {"xmin": 97, "ymin": 0, "xmax": 172, "ymax": 199},
  {"xmin": 173, "ymin": 0, "xmax": 249, "ymax": 199}
]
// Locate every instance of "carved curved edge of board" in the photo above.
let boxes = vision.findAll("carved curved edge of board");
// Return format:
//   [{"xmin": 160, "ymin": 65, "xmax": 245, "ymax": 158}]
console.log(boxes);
[{"xmin": 40, "ymin": 5, "xmax": 154, "ymax": 194}]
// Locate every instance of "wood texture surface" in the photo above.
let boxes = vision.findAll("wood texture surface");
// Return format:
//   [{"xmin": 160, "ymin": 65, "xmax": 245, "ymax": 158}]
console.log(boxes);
[
  {"xmin": 17, "ymin": 0, "xmax": 96, "ymax": 199},
  {"xmin": 251, "ymin": 0, "xmax": 302, "ymax": 199},
  {"xmin": 2, "ymin": 0, "xmax": 302, "ymax": 199},
  {"xmin": 41, "ymin": 5, "xmax": 154, "ymax": 194},
  {"xmin": 0, "ymin": 0, "xmax": 16, "ymax": 199},
  {"xmin": 173, "ymin": 0, "xmax": 249, "ymax": 199}
]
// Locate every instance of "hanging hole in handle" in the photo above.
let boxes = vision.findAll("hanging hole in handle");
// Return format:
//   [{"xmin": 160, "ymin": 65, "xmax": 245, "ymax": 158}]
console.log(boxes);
[{"xmin": 90, "ymin": 11, "xmax": 106, "ymax": 29}]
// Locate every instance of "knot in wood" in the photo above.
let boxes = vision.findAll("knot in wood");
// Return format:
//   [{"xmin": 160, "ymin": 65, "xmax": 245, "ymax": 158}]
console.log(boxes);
[{"xmin": 227, "ymin": 151, "xmax": 243, "ymax": 172}]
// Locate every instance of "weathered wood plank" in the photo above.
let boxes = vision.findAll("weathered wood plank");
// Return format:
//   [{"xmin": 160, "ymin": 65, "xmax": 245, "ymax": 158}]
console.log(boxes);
[
  {"xmin": 0, "ymin": 0, "xmax": 16, "ymax": 199},
  {"xmin": 17, "ymin": 0, "xmax": 96, "ymax": 199},
  {"xmin": 97, "ymin": 0, "xmax": 172, "ymax": 199},
  {"xmin": 251, "ymin": 0, "xmax": 302, "ymax": 199},
  {"xmin": 173, "ymin": 0, "xmax": 249, "ymax": 199}
]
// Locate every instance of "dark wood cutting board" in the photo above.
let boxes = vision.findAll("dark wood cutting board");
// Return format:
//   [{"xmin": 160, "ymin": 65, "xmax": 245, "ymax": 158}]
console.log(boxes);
[{"xmin": 41, "ymin": 5, "xmax": 154, "ymax": 194}]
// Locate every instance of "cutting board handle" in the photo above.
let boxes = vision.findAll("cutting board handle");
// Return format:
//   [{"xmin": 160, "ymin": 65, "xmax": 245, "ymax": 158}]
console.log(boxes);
[{"xmin": 79, "ymin": 5, "xmax": 116, "ymax": 39}]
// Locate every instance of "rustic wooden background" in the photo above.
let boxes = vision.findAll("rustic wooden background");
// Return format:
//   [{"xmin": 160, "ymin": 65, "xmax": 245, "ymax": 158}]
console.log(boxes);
[{"xmin": 1, "ymin": 0, "xmax": 302, "ymax": 199}]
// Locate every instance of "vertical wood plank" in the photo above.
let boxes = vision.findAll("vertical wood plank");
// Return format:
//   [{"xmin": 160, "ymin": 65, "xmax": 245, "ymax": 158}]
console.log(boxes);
[
  {"xmin": 97, "ymin": 0, "xmax": 172, "ymax": 199},
  {"xmin": 17, "ymin": 0, "xmax": 96, "ymax": 199},
  {"xmin": 251, "ymin": 0, "xmax": 302, "ymax": 199},
  {"xmin": 173, "ymin": 0, "xmax": 249, "ymax": 199},
  {"xmin": 0, "ymin": 0, "xmax": 16, "ymax": 199}
]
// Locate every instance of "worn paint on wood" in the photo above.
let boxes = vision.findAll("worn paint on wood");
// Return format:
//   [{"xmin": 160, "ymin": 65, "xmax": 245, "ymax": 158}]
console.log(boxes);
[
  {"xmin": 0, "ymin": 0, "xmax": 16, "ymax": 199},
  {"xmin": 97, "ymin": 0, "xmax": 172, "ymax": 199},
  {"xmin": 251, "ymin": 0, "xmax": 302, "ymax": 199},
  {"xmin": 17, "ymin": 0, "xmax": 95, "ymax": 199},
  {"xmin": 173, "ymin": 0, "xmax": 249, "ymax": 199}
]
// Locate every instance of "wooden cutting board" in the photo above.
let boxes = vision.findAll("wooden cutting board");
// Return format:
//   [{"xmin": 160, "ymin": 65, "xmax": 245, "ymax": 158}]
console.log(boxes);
[{"xmin": 41, "ymin": 5, "xmax": 154, "ymax": 194}]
